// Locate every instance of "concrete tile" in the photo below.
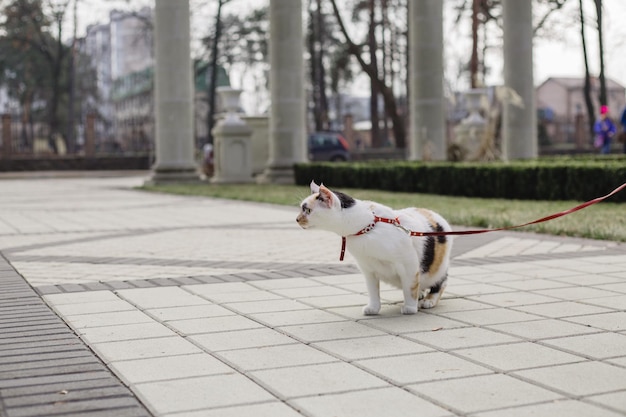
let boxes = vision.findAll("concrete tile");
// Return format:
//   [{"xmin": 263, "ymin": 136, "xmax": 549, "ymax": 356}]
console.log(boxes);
[
  {"xmin": 134, "ymin": 374, "xmax": 275, "ymax": 415},
  {"xmin": 249, "ymin": 309, "xmax": 345, "ymax": 327},
  {"xmin": 410, "ymin": 374, "xmax": 561, "ymax": 414},
  {"xmin": 584, "ymin": 295, "xmax": 626, "ymax": 311},
  {"xmin": 173, "ymin": 401, "xmax": 303, "ymax": 417},
  {"xmin": 406, "ymin": 327, "xmax": 521, "ymax": 350},
  {"xmin": 428, "ymin": 299, "xmax": 494, "ymax": 314},
  {"xmin": 218, "ymin": 344, "xmax": 337, "ymax": 371},
  {"xmin": 184, "ymin": 282, "xmax": 257, "ymax": 295},
  {"xmin": 552, "ymin": 274, "xmax": 624, "ymax": 286},
  {"xmin": 607, "ymin": 356, "xmax": 626, "ymax": 367},
  {"xmin": 535, "ymin": 287, "xmax": 619, "ymax": 301},
  {"xmin": 116, "ymin": 287, "xmax": 210, "ymax": 309},
  {"xmin": 445, "ymin": 283, "xmax": 512, "ymax": 297},
  {"xmin": 514, "ymin": 361, "xmax": 626, "ymax": 396},
  {"xmin": 487, "ymin": 319, "xmax": 599, "ymax": 340},
  {"xmin": 565, "ymin": 312, "xmax": 626, "ymax": 332},
  {"xmin": 110, "ymin": 354, "xmax": 233, "ymax": 384},
  {"xmin": 191, "ymin": 290, "xmax": 283, "ymax": 304},
  {"xmin": 297, "ymin": 293, "xmax": 370, "ymax": 309},
  {"xmin": 190, "ymin": 328, "xmax": 297, "ymax": 352},
  {"xmin": 472, "ymin": 399, "xmax": 623, "ymax": 417},
  {"xmin": 43, "ymin": 290, "xmax": 118, "ymax": 305},
  {"xmin": 49, "ymin": 300, "xmax": 136, "ymax": 316},
  {"xmin": 249, "ymin": 277, "xmax": 323, "ymax": 290},
  {"xmin": 225, "ymin": 299, "xmax": 310, "ymax": 314},
  {"xmin": 357, "ymin": 352, "xmax": 492, "ymax": 385},
  {"xmin": 65, "ymin": 310, "xmax": 154, "ymax": 329},
  {"xmin": 513, "ymin": 301, "xmax": 614, "ymax": 318},
  {"xmin": 167, "ymin": 315, "xmax": 264, "ymax": 335},
  {"xmin": 541, "ymin": 332, "xmax": 626, "ymax": 360},
  {"xmin": 597, "ymin": 282, "xmax": 626, "ymax": 294},
  {"xmin": 586, "ymin": 391, "xmax": 626, "ymax": 414},
  {"xmin": 79, "ymin": 322, "xmax": 177, "ymax": 344},
  {"xmin": 250, "ymin": 362, "xmax": 388, "ymax": 399},
  {"xmin": 91, "ymin": 336, "xmax": 202, "ymax": 363},
  {"xmin": 455, "ymin": 342, "xmax": 582, "ymax": 371},
  {"xmin": 441, "ymin": 307, "xmax": 542, "ymax": 326},
  {"xmin": 497, "ymin": 278, "xmax": 572, "ymax": 291},
  {"xmin": 326, "ymin": 304, "xmax": 408, "ymax": 319},
  {"xmin": 363, "ymin": 314, "xmax": 468, "ymax": 334},
  {"xmin": 468, "ymin": 291, "xmax": 560, "ymax": 307},
  {"xmin": 146, "ymin": 304, "xmax": 235, "ymax": 321},
  {"xmin": 278, "ymin": 321, "xmax": 386, "ymax": 342},
  {"xmin": 291, "ymin": 387, "xmax": 450, "ymax": 417},
  {"xmin": 310, "ymin": 274, "xmax": 364, "ymax": 285},
  {"xmin": 272, "ymin": 285, "xmax": 353, "ymax": 298},
  {"xmin": 313, "ymin": 335, "xmax": 433, "ymax": 361}
]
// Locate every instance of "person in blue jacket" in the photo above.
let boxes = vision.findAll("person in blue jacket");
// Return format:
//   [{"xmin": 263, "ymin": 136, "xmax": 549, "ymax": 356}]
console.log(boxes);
[{"xmin": 594, "ymin": 105, "xmax": 616, "ymax": 154}]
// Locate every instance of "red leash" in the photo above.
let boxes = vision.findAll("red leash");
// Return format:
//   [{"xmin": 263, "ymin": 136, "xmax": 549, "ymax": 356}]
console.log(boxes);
[{"xmin": 339, "ymin": 181, "xmax": 626, "ymax": 261}]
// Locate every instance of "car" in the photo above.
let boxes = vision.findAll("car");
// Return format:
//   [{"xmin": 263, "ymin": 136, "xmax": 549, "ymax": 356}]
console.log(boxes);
[{"xmin": 308, "ymin": 132, "xmax": 351, "ymax": 162}]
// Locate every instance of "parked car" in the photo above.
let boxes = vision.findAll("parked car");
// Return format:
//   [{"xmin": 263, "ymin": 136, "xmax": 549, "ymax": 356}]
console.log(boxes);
[{"xmin": 308, "ymin": 132, "xmax": 351, "ymax": 162}]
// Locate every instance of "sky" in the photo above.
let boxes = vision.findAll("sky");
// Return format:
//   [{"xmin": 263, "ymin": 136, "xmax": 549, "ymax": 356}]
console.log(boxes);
[{"xmin": 70, "ymin": 0, "xmax": 626, "ymax": 95}]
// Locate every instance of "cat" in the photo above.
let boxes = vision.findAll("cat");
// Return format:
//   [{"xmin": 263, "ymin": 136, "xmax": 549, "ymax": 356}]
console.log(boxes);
[{"xmin": 296, "ymin": 181, "xmax": 452, "ymax": 315}]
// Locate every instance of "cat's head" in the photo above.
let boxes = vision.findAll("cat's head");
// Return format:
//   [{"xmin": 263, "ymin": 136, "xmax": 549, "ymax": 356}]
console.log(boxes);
[{"xmin": 296, "ymin": 181, "xmax": 355, "ymax": 230}]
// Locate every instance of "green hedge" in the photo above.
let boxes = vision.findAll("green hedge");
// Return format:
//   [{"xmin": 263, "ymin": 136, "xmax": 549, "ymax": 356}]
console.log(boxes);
[{"xmin": 294, "ymin": 158, "xmax": 626, "ymax": 202}]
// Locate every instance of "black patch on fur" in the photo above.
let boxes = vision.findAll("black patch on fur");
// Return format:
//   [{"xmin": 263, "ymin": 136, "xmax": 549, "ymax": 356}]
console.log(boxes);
[
  {"xmin": 333, "ymin": 190, "xmax": 356, "ymax": 209},
  {"xmin": 421, "ymin": 236, "xmax": 436, "ymax": 274},
  {"xmin": 435, "ymin": 223, "xmax": 447, "ymax": 244},
  {"xmin": 429, "ymin": 274, "xmax": 447, "ymax": 294}
]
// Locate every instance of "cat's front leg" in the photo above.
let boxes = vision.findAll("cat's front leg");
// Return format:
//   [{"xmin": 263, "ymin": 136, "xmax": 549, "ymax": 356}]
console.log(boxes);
[{"xmin": 362, "ymin": 273, "xmax": 381, "ymax": 315}]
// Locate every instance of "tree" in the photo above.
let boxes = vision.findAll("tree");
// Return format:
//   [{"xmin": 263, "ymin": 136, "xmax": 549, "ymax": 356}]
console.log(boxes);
[
  {"xmin": 329, "ymin": 0, "xmax": 407, "ymax": 148},
  {"xmin": 0, "ymin": 0, "xmax": 72, "ymax": 153},
  {"xmin": 206, "ymin": 0, "xmax": 227, "ymax": 145},
  {"xmin": 579, "ymin": 0, "xmax": 595, "ymax": 137},
  {"xmin": 594, "ymin": 0, "xmax": 607, "ymax": 106}
]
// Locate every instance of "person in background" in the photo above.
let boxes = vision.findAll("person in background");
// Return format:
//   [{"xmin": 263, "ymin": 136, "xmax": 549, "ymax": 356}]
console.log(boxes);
[
  {"xmin": 620, "ymin": 105, "xmax": 626, "ymax": 154},
  {"xmin": 594, "ymin": 105, "xmax": 616, "ymax": 154}
]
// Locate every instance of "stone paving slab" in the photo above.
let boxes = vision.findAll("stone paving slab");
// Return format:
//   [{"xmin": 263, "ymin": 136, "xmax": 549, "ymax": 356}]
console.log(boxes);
[
  {"xmin": 1, "ymin": 175, "xmax": 626, "ymax": 417},
  {"xmin": 0, "ymin": 254, "xmax": 152, "ymax": 417}
]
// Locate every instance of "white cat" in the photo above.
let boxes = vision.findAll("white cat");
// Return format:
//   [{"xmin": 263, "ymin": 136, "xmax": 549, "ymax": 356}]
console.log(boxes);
[{"xmin": 297, "ymin": 181, "xmax": 452, "ymax": 315}]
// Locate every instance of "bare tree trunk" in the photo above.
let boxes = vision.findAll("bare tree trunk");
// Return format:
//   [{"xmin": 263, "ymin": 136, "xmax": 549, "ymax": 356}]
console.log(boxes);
[
  {"xmin": 368, "ymin": 0, "xmax": 381, "ymax": 147},
  {"xmin": 594, "ymin": 0, "xmax": 607, "ymax": 106},
  {"xmin": 207, "ymin": 0, "xmax": 224, "ymax": 145},
  {"xmin": 579, "ymin": 0, "xmax": 595, "ymax": 138},
  {"xmin": 470, "ymin": 0, "xmax": 480, "ymax": 88}
]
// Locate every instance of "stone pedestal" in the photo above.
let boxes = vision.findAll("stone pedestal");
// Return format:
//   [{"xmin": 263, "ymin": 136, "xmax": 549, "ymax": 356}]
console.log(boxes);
[
  {"xmin": 211, "ymin": 122, "xmax": 254, "ymax": 184},
  {"xmin": 242, "ymin": 116, "xmax": 269, "ymax": 177},
  {"xmin": 453, "ymin": 89, "xmax": 488, "ymax": 160},
  {"xmin": 211, "ymin": 87, "xmax": 254, "ymax": 184}
]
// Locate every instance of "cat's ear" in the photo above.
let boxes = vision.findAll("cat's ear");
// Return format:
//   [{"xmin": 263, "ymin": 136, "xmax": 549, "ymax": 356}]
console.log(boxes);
[
  {"xmin": 310, "ymin": 180, "xmax": 320, "ymax": 194},
  {"xmin": 317, "ymin": 184, "xmax": 334, "ymax": 208}
]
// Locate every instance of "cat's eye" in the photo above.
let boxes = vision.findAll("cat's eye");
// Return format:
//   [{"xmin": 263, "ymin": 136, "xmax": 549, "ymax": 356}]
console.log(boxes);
[{"xmin": 303, "ymin": 207, "xmax": 311, "ymax": 215}]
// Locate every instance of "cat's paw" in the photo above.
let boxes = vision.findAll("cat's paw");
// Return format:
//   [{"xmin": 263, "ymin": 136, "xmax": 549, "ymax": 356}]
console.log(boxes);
[
  {"xmin": 419, "ymin": 299, "xmax": 436, "ymax": 309},
  {"xmin": 401, "ymin": 304, "xmax": 418, "ymax": 315},
  {"xmin": 362, "ymin": 304, "xmax": 381, "ymax": 315}
]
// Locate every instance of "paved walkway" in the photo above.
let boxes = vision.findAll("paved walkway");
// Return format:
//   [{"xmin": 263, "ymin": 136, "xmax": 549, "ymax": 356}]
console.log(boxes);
[{"xmin": 1, "ymin": 173, "xmax": 625, "ymax": 417}]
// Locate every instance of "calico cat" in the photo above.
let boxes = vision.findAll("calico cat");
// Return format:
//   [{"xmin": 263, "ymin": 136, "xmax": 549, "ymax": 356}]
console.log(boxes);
[{"xmin": 297, "ymin": 181, "xmax": 452, "ymax": 315}]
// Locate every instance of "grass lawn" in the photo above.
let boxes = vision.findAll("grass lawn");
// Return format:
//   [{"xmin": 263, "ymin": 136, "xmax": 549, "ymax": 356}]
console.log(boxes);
[{"xmin": 140, "ymin": 183, "xmax": 626, "ymax": 242}]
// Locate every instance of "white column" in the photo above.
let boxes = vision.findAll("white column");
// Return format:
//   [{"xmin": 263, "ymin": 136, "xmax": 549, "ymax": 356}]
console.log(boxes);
[
  {"xmin": 502, "ymin": 0, "xmax": 537, "ymax": 160},
  {"xmin": 257, "ymin": 0, "xmax": 307, "ymax": 184},
  {"xmin": 147, "ymin": 0, "xmax": 199, "ymax": 184},
  {"xmin": 408, "ymin": 0, "xmax": 446, "ymax": 161}
]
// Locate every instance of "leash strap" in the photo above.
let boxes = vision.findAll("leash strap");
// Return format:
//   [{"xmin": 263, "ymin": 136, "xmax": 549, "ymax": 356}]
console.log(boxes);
[{"xmin": 339, "ymin": 181, "xmax": 625, "ymax": 261}]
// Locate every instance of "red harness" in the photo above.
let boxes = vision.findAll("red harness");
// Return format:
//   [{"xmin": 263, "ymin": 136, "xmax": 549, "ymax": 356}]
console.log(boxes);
[{"xmin": 338, "ymin": 181, "xmax": 626, "ymax": 261}]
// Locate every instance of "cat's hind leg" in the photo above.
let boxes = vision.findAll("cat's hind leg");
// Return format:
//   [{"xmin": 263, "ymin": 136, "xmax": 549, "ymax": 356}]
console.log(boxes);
[
  {"xmin": 419, "ymin": 274, "xmax": 447, "ymax": 309},
  {"xmin": 400, "ymin": 272, "xmax": 419, "ymax": 315},
  {"xmin": 362, "ymin": 273, "xmax": 381, "ymax": 315}
]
